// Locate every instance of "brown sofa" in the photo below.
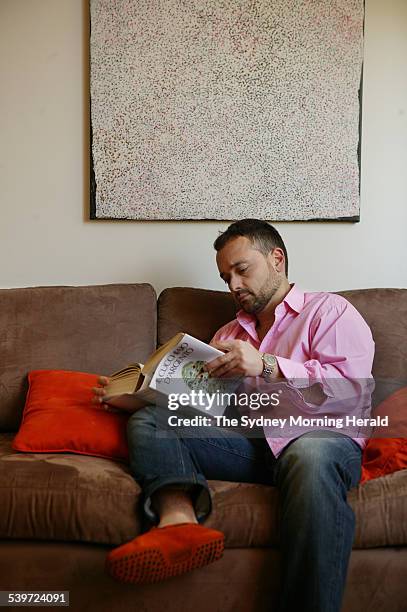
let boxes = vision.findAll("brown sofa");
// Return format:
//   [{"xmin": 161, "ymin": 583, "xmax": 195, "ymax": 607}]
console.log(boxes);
[{"xmin": 0, "ymin": 283, "xmax": 406, "ymax": 611}]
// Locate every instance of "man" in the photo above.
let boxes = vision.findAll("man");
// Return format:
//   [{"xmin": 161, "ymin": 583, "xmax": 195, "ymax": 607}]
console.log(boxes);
[{"xmin": 93, "ymin": 219, "xmax": 374, "ymax": 612}]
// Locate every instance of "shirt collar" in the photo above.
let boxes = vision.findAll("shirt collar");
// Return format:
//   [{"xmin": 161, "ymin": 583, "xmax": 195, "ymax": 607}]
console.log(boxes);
[
  {"xmin": 236, "ymin": 283, "xmax": 305, "ymax": 331},
  {"xmin": 283, "ymin": 283, "xmax": 304, "ymax": 314}
]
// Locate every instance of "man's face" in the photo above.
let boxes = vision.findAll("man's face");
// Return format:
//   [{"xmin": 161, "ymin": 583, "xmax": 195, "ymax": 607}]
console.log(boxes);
[{"xmin": 216, "ymin": 236, "xmax": 284, "ymax": 314}]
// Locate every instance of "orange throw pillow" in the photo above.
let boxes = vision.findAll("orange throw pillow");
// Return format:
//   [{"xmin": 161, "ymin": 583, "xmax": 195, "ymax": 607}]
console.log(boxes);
[
  {"xmin": 12, "ymin": 370, "xmax": 129, "ymax": 461},
  {"xmin": 361, "ymin": 386, "xmax": 407, "ymax": 483}
]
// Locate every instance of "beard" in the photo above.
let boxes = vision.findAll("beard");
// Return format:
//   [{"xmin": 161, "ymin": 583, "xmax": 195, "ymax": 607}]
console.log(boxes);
[{"xmin": 236, "ymin": 275, "xmax": 282, "ymax": 314}]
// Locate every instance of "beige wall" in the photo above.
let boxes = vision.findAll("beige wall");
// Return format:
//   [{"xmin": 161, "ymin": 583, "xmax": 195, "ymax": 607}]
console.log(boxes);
[{"xmin": 0, "ymin": 0, "xmax": 406, "ymax": 295}]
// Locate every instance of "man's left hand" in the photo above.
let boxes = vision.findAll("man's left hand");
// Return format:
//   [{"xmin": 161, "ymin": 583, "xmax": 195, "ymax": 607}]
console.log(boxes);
[{"xmin": 204, "ymin": 339, "xmax": 263, "ymax": 378}]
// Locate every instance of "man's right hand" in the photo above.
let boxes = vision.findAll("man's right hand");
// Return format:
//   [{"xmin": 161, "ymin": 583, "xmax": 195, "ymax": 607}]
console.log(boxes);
[{"xmin": 92, "ymin": 376, "xmax": 118, "ymax": 412}]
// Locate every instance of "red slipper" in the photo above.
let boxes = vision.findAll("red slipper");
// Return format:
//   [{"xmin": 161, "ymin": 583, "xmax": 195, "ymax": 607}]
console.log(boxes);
[{"xmin": 106, "ymin": 522, "xmax": 224, "ymax": 584}]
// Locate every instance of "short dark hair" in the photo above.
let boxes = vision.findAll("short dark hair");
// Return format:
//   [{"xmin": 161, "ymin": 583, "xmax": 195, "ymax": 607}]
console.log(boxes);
[{"xmin": 213, "ymin": 219, "xmax": 288, "ymax": 276}]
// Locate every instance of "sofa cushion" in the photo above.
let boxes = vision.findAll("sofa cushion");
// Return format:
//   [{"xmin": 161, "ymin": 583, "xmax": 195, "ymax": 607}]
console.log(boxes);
[
  {"xmin": 352, "ymin": 469, "xmax": 407, "ymax": 548},
  {"xmin": 0, "ymin": 283, "xmax": 157, "ymax": 432},
  {"xmin": 1, "ymin": 433, "xmax": 406, "ymax": 549},
  {"xmin": 337, "ymin": 288, "xmax": 407, "ymax": 383},
  {"xmin": 0, "ymin": 433, "xmax": 141, "ymax": 545},
  {"xmin": 157, "ymin": 287, "xmax": 236, "ymax": 346},
  {"xmin": 361, "ymin": 387, "xmax": 407, "ymax": 483},
  {"xmin": 12, "ymin": 370, "xmax": 129, "ymax": 461}
]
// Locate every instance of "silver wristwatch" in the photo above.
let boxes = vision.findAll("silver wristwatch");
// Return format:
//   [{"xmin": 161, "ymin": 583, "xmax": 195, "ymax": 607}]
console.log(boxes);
[{"xmin": 261, "ymin": 353, "xmax": 277, "ymax": 380}]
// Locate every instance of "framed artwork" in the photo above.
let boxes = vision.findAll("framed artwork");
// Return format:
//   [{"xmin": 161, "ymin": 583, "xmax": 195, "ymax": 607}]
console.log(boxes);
[{"xmin": 90, "ymin": 0, "xmax": 364, "ymax": 221}]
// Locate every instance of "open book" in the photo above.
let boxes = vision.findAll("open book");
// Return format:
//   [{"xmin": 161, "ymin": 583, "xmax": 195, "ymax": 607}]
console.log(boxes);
[{"xmin": 103, "ymin": 333, "xmax": 239, "ymax": 416}]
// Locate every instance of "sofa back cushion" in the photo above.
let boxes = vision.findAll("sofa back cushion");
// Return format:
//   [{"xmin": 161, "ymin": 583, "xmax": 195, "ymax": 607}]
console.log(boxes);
[
  {"xmin": 158, "ymin": 287, "xmax": 236, "ymax": 346},
  {"xmin": 0, "ymin": 284, "xmax": 156, "ymax": 431},
  {"xmin": 157, "ymin": 287, "xmax": 407, "ymax": 384}
]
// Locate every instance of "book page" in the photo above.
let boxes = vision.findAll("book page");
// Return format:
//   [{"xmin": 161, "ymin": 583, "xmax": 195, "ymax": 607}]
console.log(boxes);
[{"xmin": 104, "ymin": 363, "xmax": 143, "ymax": 397}]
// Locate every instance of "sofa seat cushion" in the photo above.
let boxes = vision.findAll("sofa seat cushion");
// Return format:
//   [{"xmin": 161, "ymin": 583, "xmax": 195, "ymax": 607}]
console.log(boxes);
[
  {"xmin": 351, "ymin": 469, "xmax": 407, "ymax": 547},
  {"xmin": 207, "ymin": 472, "xmax": 407, "ymax": 549},
  {"xmin": 0, "ymin": 433, "xmax": 142, "ymax": 545},
  {"xmin": 1, "ymin": 433, "xmax": 407, "ymax": 548}
]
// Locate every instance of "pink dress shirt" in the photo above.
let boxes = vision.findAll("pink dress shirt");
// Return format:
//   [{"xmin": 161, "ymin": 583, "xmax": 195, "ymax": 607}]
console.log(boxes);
[{"xmin": 211, "ymin": 284, "xmax": 375, "ymax": 458}]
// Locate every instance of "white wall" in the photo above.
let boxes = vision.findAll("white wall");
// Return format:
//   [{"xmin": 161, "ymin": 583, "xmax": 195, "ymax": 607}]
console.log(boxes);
[{"xmin": 0, "ymin": 0, "xmax": 406, "ymax": 295}]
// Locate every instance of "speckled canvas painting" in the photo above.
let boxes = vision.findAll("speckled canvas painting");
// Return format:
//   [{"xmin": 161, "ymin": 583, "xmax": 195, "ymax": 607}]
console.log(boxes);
[{"xmin": 90, "ymin": 0, "xmax": 364, "ymax": 221}]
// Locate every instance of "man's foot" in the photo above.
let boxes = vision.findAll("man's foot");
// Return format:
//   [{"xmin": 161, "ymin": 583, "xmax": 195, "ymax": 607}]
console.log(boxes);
[{"xmin": 106, "ymin": 523, "xmax": 224, "ymax": 584}]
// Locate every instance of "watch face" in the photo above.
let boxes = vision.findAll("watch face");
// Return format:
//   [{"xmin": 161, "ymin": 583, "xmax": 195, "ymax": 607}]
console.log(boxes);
[{"xmin": 263, "ymin": 354, "xmax": 276, "ymax": 368}]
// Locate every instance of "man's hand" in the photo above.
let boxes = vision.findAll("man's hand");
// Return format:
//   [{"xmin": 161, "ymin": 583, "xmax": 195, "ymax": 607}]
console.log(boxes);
[
  {"xmin": 91, "ymin": 376, "xmax": 119, "ymax": 413},
  {"xmin": 204, "ymin": 340, "xmax": 263, "ymax": 378}
]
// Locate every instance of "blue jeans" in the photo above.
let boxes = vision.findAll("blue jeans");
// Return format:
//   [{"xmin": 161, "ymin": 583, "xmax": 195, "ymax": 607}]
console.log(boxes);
[{"xmin": 127, "ymin": 405, "xmax": 362, "ymax": 612}]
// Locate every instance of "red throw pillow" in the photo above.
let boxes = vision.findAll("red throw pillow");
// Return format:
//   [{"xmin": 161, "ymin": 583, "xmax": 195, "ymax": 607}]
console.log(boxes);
[
  {"xmin": 12, "ymin": 370, "xmax": 129, "ymax": 461},
  {"xmin": 361, "ymin": 386, "xmax": 407, "ymax": 483}
]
